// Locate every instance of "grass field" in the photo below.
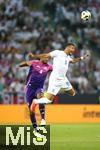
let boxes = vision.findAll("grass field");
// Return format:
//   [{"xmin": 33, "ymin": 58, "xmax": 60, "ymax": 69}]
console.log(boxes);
[
  {"xmin": 51, "ymin": 124, "xmax": 100, "ymax": 150},
  {"xmin": 0, "ymin": 124, "xmax": 100, "ymax": 150}
]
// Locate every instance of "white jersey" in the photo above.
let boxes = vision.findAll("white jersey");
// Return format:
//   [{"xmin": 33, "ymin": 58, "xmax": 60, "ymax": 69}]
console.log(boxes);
[{"xmin": 49, "ymin": 50, "xmax": 72, "ymax": 80}]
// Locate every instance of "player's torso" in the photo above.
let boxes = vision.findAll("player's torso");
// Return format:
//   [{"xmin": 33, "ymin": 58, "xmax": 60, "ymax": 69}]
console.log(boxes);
[
  {"xmin": 51, "ymin": 51, "xmax": 70, "ymax": 79},
  {"xmin": 26, "ymin": 61, "xmax": 50, "ymax": 86}
]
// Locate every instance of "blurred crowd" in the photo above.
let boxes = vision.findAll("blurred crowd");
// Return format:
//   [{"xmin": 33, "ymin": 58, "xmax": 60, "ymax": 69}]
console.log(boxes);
[{"xmin": 0, "ymin": 0, "xmax": 100, "ymax": 103}]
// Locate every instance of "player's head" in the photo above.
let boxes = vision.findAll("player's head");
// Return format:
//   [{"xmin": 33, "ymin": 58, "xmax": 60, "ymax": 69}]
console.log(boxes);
[
  {"xmin": 40, "ymin": 57, "xmax": 48, "ymax": 64},
  {"xmin": 64, "ymin": 43, "xmax": 75, "ymax": 55}
]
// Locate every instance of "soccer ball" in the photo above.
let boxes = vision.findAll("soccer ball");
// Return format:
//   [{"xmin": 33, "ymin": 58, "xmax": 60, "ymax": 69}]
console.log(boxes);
[{"xmin": 81, "ymin": 10, "xmax": 91, "ymax": 21}]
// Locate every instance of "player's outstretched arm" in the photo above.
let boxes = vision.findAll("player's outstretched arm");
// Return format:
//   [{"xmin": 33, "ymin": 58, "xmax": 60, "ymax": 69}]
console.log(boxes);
[
  {"xmin": 28, "ymin": 52, "xmax": 51, "ymax": 59},
  {"xmin": 19, "ymin": 61, "xmax": 32, "ymax": 67},
  {"xmin": 70, "ymin": 53, "xmax": 89, "ymax": 63}
]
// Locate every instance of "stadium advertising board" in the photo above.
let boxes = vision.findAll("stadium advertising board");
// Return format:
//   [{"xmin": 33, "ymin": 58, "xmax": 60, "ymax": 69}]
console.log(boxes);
[{"xmin": 0, "ymin": 105, "xmax": 100, "ymax": 124}]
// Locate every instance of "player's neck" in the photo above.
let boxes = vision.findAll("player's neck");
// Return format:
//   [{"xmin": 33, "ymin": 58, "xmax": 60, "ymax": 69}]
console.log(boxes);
[
  {"xmin": 40, "ymin": 60, "xmax": 47, "ymax": 64},
  {"xmin": 64, "ymin": 50, "xmax": 69, "ymax": 55}
]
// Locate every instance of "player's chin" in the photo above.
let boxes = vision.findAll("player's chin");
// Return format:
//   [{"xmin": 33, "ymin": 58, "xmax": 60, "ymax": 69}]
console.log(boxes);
[
  {"xmin": 70, "ymin": 51, "xmax": 74, "ymax": 55},
  {"xmin": 43, "ymin": 61, "xmax": 47, "ymax": 64}
]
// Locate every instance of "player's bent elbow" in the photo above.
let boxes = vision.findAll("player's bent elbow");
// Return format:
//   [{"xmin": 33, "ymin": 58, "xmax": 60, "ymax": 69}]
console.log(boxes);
[
  {"xmin": 70, "ymin": 91, "xmax": 76, "ymax": 96},
  {"xmin": 72, "ymin": 92, "xmax": 75, "ymax": 96}
]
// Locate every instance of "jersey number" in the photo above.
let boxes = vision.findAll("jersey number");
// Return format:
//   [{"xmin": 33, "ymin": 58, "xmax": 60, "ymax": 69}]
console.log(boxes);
[{"xmin": 40, "ymin": 70, "xmax": 43, "ymax": 74}]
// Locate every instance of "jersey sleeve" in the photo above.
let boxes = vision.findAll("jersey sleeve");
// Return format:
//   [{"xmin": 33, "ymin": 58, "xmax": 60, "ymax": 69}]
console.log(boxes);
[
  {"xmin": 68, "ymin": 56, "xmax": 73, "ymax": 62},
  {"xmin": 28, "ymin": 60, "xmax": 38, "ymax": 66},
  {"xmin": 49, "ymin": 50, "xmax": 59, "ymax": 58}
]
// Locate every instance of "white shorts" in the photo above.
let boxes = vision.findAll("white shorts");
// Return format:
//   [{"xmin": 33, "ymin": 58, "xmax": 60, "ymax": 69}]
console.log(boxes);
[{"xmin": 47, "ymin": 77, "xmax": 72, "ymax": 95}]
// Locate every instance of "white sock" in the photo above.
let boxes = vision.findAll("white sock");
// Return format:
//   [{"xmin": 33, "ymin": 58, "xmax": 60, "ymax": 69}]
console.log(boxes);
[{"xmin": 34, "ymin": 97, "xmax": 52, "ymax": 104}]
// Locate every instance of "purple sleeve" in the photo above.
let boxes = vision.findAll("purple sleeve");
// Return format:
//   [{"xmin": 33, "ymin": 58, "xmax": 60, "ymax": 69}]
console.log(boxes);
[
  {"xmin": 29, "ymin": 60, "xmax": 38, "ymax": 66},
  {"xmin": 48, "ymin": 64, "xmax": 53, "ymax": 71}
]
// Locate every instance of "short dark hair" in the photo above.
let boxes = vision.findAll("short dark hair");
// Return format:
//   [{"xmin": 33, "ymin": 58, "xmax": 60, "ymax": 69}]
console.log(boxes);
[{"xmin": 66, "ymin": 43, "xmax": 76, "ymax": 47}]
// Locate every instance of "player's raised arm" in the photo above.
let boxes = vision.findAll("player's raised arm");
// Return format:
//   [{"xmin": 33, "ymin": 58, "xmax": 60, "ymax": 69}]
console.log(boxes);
[
  {"xmin": 19, "ymin": 61, "xmax": 33, "ymax": 67},
  {"xmin": 28, "ymin": 52, "xmax": 51, "ymax": 60},
  {"xmin": 70, "ymin": 53, "xmax": 89, "ymax": 63}
]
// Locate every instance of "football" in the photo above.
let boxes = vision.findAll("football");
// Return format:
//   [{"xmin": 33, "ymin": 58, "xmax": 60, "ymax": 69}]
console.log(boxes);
[{"xmin": 81, "ymin": 10, "xmax": 91, "ymax": 21}]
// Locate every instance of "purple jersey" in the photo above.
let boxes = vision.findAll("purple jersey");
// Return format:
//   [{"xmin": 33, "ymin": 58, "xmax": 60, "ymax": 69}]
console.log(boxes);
[{"xmin": 26, "ymin": 60, "xmax": 52, "ymax": 87}]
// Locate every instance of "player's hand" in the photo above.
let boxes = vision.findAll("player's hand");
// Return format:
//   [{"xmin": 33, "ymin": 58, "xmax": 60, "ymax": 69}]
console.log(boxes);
[{"xmin": 28, "ymin": 52, "xmax": 34, "ymax": 59}]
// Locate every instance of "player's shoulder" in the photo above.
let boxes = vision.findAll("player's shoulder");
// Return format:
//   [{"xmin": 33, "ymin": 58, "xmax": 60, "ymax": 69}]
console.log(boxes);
[
  {"xmin": 49, "ymin": 50, "xmax": 60, "ymax": 57},
  {"xmin": 53, "ymin": 50, "xmax": 64, "ymax": 55},
  {"xmin": 58, "ymin": 50, "xmax": 66, "ymax": 55},
  {"xmin": 54, "ymin": 50, "xmax": 60, "ymax": 51},
  {"xmin": 33, "ymin": 59, "xmax": 39, "ymax": 62},
  {"xmin": 32, "ymin": 60, "xmax": 39, "ymax": 63},
  {"xmin": 29, "ymin": 59, "xmax": 39, "ymax": 66},
  {"xmin": 47, "ymin": 63, "xmax": 53, "ymax": 71},
  {"xmin": 50, "ymin": 50, "xmax": 60, "ymax": 54},
  {"xmin": 54, "ymin": 50, "xmax": 61, "ymax": 53}
]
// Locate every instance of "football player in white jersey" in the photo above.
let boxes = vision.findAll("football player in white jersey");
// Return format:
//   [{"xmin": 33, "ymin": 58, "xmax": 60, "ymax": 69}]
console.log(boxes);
[{"xmin": 29, "ymin": 43, "xmax": 89, "ymax": 111}]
